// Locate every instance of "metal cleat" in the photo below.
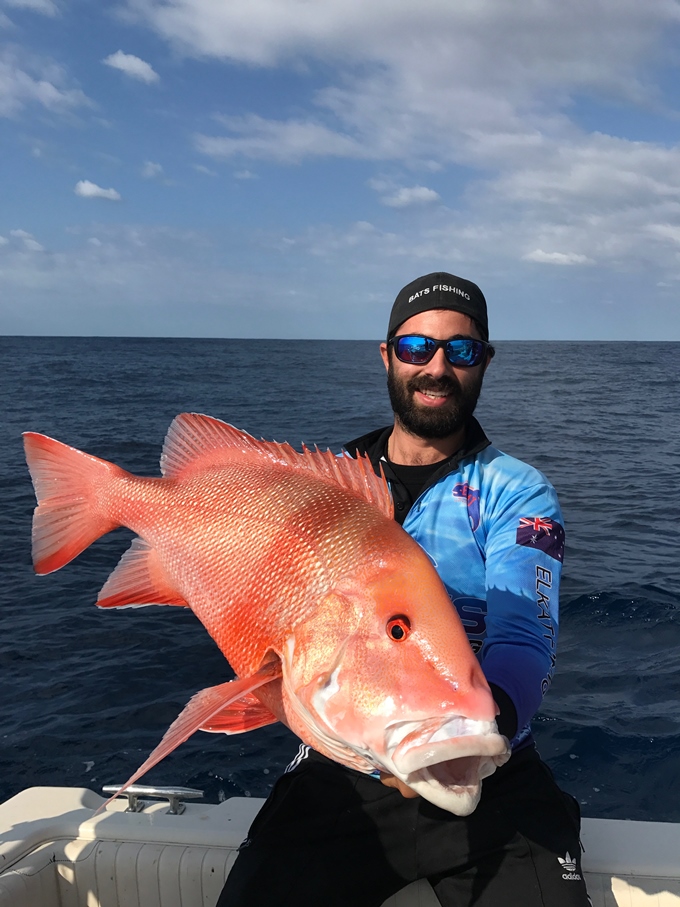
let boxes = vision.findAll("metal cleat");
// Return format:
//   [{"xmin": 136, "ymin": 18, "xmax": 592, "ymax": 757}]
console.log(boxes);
[{"xmin": 101, "ymin": 784, "xmax": 204, "ymax": 815}]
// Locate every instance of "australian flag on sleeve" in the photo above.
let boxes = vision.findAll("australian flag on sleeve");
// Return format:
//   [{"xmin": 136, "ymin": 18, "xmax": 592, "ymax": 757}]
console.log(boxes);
[{"xmin": 515, "ymin": 516, "xmax": 565, "ymax": 563}]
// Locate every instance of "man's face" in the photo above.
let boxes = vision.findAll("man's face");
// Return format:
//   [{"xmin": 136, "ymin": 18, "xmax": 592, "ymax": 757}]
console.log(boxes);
[{"xmin": 379, "ymin": 309, "xmax": 491, "ymax": 440}]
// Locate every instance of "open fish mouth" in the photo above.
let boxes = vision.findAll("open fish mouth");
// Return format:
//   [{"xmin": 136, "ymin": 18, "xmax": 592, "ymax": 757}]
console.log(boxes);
[
  {"xmin": 422, "ymin": 755, "xmax": 486, "ymax": 788},
  {"xmin": 387, "ymin": 716, "xmax": 510, "ymax": 775},
  {"xmin": 411, "ymin": 755, "xmax": 488, "ymax": 794},
  {"xmin": 379, "ymin": 716, "xmax": 510, "ymax": 815},
  {"xmin": 401, "ymin": 754, "xmax": 500, "ymax": 815}
]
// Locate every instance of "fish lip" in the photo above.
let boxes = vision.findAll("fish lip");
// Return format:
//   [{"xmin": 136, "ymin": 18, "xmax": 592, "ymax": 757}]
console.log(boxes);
[{"xmin": 388, "ymin": 717, "xmax": 510, "ymax": 774}]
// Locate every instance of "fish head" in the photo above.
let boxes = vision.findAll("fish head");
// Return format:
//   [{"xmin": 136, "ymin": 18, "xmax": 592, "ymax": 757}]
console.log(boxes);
[{"xmin": 282, "ymin": 534, "xmax": 511, "ymax": 815}]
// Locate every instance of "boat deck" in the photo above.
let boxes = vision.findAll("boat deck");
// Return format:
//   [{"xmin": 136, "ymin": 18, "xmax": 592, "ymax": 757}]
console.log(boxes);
[{"xmin": 1, "ymin": 787, "xmax": 679, "ymax": 906}]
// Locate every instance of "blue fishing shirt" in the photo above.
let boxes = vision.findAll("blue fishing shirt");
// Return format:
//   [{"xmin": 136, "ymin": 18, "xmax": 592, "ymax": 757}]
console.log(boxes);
[{"xmin": 346, "ymin": 421, "xmax": 565, "ymax": 750}]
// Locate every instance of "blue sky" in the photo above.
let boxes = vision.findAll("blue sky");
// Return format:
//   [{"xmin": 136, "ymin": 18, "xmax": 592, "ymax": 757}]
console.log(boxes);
[{"xmin": 2, "ymin": 0, "xmax": 680, "ymax": 339}]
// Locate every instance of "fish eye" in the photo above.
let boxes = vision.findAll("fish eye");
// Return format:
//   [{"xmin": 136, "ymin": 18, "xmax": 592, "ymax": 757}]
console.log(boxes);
[{"xmin": 386, "ymin": 615, "xmax": 411, "ymax": 641}]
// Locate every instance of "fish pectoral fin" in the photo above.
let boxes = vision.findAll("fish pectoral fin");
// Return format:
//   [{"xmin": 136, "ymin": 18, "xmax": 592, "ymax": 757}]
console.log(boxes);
[
  {"xmin": 96, "ymin": 538, "xmax": 189, "ymax": 609},
  {"xmin": 199, "ymin": 692, "xmax": 278, "ymax": 734},
  {"xmin": 99, "ymin": 661, "xmax": 282, "ymax": 812}
]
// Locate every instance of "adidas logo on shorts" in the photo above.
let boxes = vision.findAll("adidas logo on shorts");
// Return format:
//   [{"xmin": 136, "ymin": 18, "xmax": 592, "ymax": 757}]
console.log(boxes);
[
  {"xmin": 285, "ymin": 743, "xmax": 310, "ymax": 773},
  {"xmin": 558, "ymin": 851, "xmax": 582, "ymax": 881}
]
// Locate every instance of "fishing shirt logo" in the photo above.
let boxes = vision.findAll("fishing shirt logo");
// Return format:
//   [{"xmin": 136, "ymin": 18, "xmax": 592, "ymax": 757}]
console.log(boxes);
[
  {"xmin": 452, "ymin": 483, "xmax": 481, "ymax": 531},
  {"xmin": 452, "ymin": 597, "xmax": 487, "ymax": 653},
  {"xmin": 516, "ymin": 516, "xmax": 565, "ymax": 563}
]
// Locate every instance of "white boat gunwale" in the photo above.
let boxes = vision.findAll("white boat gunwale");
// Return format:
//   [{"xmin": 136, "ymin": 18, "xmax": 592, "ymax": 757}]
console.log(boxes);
[{"xmin": 1, "ymin": 786, "xmax": 679, "ymax": 906}]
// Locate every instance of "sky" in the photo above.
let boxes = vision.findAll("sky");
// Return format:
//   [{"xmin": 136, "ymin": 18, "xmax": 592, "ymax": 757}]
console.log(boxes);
[{"xmin": 2, "ymin": 0, "xmax": 680, "ymax": 339}]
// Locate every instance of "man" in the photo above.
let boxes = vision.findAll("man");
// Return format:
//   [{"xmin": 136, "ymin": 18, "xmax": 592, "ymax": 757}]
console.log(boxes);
[{"xmin": 218, "ymin": 272, "xmax": 590, "ymax": 907}]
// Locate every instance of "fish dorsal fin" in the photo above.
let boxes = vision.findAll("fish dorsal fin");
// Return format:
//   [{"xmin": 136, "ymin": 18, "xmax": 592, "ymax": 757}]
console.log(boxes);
[{"xmin": 161, "ymin": 413, "xmax": 393, "ymax": 520}]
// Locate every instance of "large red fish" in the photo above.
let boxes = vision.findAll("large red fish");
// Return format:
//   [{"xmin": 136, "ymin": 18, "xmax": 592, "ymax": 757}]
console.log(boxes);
[{"xmin": 23, "ymin": 413, "xmax": 509, "ymax": 814}]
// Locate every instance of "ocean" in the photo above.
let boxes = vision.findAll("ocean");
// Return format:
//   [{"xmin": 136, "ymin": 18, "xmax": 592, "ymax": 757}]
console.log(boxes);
[{"xmin": 1, "ymin": 337, "xmax": 678, "ymax": 821}]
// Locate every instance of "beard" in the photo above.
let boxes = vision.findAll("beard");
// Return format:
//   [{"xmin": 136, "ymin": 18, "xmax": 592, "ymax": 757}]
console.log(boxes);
[{"xmin": 386, "ymin": 363, "xmax": 484, "ymax": 440}]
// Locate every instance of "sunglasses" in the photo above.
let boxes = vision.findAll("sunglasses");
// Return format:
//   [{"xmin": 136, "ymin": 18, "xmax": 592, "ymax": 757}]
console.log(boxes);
[{"xmin": 388, "ymin": 335, "xmax": 493, "ymax": 367}]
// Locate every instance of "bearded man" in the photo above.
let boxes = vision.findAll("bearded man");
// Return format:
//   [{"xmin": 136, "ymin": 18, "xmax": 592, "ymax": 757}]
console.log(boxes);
[{"xmin": 218, "ymin": 272, "xmax": 590, "ymax": 907}]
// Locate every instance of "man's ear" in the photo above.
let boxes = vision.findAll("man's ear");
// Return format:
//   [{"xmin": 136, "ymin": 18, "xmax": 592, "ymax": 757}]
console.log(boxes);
[{"xmin": 380, "ymin": 342, "xmax": 389, "ymax": 372}]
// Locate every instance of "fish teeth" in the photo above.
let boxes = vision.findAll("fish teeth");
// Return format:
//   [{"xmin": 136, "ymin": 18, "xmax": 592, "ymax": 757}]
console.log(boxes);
[
  {"xmin": 385, "ymin": 717, "xmax": 494, "ymax": 755},
  {"xmin": 385, "ymin": 720, "xmax": 423, "ymax": 752},
  {"xmin": 429, "ymin": 718, "xmax": 495, "ymax": 743},
  {"xmin": 384, "ymin": 717, "xmax": 495, "ymax": 756}
]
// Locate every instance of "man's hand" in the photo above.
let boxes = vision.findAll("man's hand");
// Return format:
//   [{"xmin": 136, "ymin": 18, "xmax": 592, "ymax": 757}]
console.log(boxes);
[{"xmin": 379, "ymin": 772, "xmax": 420, "ymax": 798}]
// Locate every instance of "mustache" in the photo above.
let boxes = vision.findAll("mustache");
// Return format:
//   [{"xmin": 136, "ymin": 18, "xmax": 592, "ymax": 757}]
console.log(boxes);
[{"xmin": 407, "ymin": 375, "xmax": 460, "ymax": 395}]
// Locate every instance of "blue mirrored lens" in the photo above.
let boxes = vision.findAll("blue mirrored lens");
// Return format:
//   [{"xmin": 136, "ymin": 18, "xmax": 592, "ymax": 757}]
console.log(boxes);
[
  {"xmin": 395, "ymin": 336, "xmax": 435, "ymax": 363},
  {"xmin": 446, "ymin": 339, "xmax": 483, "ymax": 366}
]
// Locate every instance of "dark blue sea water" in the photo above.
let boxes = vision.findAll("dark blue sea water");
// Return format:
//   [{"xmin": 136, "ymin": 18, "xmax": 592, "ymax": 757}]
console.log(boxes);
[{"xmin": 1, "ymin": 337, "xmax": 679, "ymax": 821}]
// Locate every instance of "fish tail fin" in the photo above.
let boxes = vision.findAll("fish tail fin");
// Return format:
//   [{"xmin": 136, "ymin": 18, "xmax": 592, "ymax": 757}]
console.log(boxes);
[{"xmin": 23, "ymin": 432, "xmax": 123, "ymax": 574}]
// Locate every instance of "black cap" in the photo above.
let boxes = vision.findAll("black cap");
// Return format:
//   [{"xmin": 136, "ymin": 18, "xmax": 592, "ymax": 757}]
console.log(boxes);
[{"xmin": 387, "ymin": 272, "xmax": 489, "ymax": 341}]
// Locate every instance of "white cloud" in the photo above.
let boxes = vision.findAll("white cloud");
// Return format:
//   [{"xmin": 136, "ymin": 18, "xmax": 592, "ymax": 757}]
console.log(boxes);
[
  {"xmin": 368, "ymin": 177, "xmax": 440, "ymax": 208},
  {"xmin": 523, "ymin": 250, "xmax": 594, "ymax": 266},
  {"xmin": 102, "ymin": 50, "xmax": 159, "ymax": 84},
  {"xmin": 0, "ymin": 219, "xmax": 677, "ymax": 339},
  {"xmin": 193, "ymin": 163, "xmax": 216, "ymax": 176},
  {"xmin": 10, "ymin": 228, "xmax": 44, "ymax": 251},
  {"xmin": 196, "ymin": 114, "xmax": 373, "ymax": 163},
  {"xmin": 0, "ymin": 235, "xmax": 8, "ymax": 245},
  {"xmin": 125, "ymin": 0, "xmax": 679, "ymax": 105},
  {"xmin": 170, "ymin": 0, "xmax": 680, "ymax": 290},
  {"xmin": 118, "ymin": 0, "xmax": 663, "ymax": 90},
  {"xmin": 0, "ymin": 47, "xmax": 90, "ymax": 117},
  {"xmin": 234, "ymin": 169, "xmax": 256, "ymax": 179},
  {"xmin": 0, "ymin": 224, "xmax": 354, "ymax": 338},
  {"xmin": 381, "ymin": 186, "xmax": 440, "ymax": 208},
  {"xmin": 127, "ymin": 0, "xmax": 680, "ymax": 176},
  {"xmin": 4, "ymin": 0, "xmax": 58, "ymax": 16},
  {"xmin": 141, "ymin": 160, "xmax": 163, "ymax": 178},
  {"xmin": 74, "ymin": 180, "xmax": 122, "ymax": 201},
  {"xmin": 489, "ymin": 134, "xmax": 680, "ymax": 208},
  {"xmin": 646, "ymin": 224, "xmax": 680, "ymax": 247}
]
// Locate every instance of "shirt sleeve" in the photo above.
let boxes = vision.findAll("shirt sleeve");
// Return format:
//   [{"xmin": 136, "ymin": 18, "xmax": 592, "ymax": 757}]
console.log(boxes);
[{"xmin": 479, "ymin": 481, "xmax": 564, "ymax": 745}]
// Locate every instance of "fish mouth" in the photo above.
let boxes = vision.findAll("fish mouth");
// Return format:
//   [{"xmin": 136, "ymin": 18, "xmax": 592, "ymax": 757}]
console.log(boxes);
[
  {"xmin": 422, "ymin": 755, "xmax": 486, "ymax": 788},
  {"xmin": 387, "ymin": 717, "xmax": 510, "ymax": 775},
  {"xmin": 403, "ymin": 755, "xmax": 500, "ymax": 815},
  {"xmin": 382, "ymin": 718, "xmax": 510, "ymax": 815}
]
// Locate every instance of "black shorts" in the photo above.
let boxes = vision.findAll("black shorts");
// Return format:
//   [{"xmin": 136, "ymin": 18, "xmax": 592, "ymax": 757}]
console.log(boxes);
[{"xmin": 217, "ymin": 746, "xmax": 592, "ymax": 907}]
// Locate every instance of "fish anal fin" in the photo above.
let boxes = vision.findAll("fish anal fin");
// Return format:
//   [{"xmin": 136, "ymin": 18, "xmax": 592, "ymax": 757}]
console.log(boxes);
[
  {"xmin": 161, "ymin": 413, "xmax": 393, "ymax": 519},
  {"xmin": 98, "ymin": 661, "xmax": 282, "ymax": 812},
  {"xmin": 97, "ymin": 538, "xmax": 189, "ymax": 609},
  {"xmin": 199, "ymin": 692, "xmax": 278, "ymax": 735}
]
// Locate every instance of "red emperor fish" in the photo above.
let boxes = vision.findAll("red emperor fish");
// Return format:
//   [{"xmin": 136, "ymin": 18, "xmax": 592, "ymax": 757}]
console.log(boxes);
[{"xmin": 23, "ymin": 413, "xmax": 510, "ymax": 815}]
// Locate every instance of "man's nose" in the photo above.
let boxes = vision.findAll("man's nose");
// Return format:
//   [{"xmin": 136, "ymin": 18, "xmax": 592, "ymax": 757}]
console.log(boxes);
[{"xmin": 423, "ymin": 346, "xmax": 451, "ymax": 378}]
